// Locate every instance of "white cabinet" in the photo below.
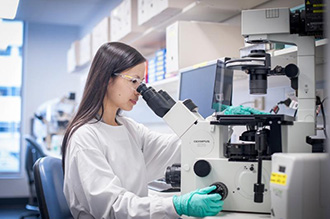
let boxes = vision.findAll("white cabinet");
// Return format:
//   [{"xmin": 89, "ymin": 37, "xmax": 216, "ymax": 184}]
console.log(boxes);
[
  {"xmin": 110, "ymin": 0, "xmax": 146, "ymax": 42},
  {"xmin": 129, "ymin": 0, "xmax": 270, "ymax": 56},
  {"xmin": 166, "ymin": 21, "xmax": 244, "ymax": 73},
  {"xmin": 67, "ymin": 42, "xmax": 75, "ymax": 73},
  {"xmin": 75, "ymin": 34, "xmax": 92, "ymax": 67},
  {"xmin": 137, "ymin": 0, "xmax": 193, "ymax": 27},
  {"xmin": 91, "ymin": 17, "xmax": 110, "ymax": 57}
]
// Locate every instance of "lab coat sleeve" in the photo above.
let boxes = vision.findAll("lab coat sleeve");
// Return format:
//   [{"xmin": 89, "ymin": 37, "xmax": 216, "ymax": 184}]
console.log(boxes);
[
  {"xmin": 135, "ymin": 122, "xmax": 181, "ymax": 182},
  {"xmin": 70, "ymin": 148, "xmax": 179, "ymax": 219}
]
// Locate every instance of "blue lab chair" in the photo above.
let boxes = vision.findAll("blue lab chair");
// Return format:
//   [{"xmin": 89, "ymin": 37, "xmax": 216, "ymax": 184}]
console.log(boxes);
[
  {"xmin": 20, "ymin": 135, "xmax": 47, "ymax": 219},
  {"xmin": 33, "ymin": 156, "xmax": 73, "ymax": 219}
]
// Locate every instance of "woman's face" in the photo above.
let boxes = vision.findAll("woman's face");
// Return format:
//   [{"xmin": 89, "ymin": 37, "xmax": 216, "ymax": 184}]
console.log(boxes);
[{"xmin": 105, "ymin": 62, "xmax": 146, "ymax": 112}]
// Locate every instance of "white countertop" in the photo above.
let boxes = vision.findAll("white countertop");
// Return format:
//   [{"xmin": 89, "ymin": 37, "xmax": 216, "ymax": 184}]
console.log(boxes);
[
  {"xmin": 182, "ymin": 212, "xmax": 271, "ymax": 219},
  {"xmin": 149, "ymin": 189, "xmax": 271, "ymax": 219}
]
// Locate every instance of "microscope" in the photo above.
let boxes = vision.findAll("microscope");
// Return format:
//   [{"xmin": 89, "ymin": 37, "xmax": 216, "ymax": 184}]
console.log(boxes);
[
  {"xmin": 138, "ymin": 0, "xmax": 323, "ymax": 215},
  {"xmin": 237, "ymin": 3, "xmax": 326, "ymax": 219},
  {"xmin": 138, "ymin": 60, "xmax": 276, "ymax": 213},
  {"xmin": 237, "ymin": 5, "xmax": 321, "ymax": 154}
]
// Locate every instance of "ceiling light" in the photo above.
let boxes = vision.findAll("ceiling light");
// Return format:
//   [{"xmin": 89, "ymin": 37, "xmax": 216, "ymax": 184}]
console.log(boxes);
[{"xmin": 0, "ymin": 0, "xmax": 20, "ymax": 19}]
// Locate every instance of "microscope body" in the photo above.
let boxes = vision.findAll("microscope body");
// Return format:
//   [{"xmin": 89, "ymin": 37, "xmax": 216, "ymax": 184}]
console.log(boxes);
[
  {"xmin": 240, "ymin": 6, "xmax": 323, "ymax": 218},
  {"xmin": 241, "ymin": 8, "xmax": 317, "ymax": 154},
  {"xmin": 163, "ymin": 101, "xmax": 272, "ymax": 213},
  {"xmin": 166, "ymin": 7, "xmax": 318, "ymax": 215},
  {"xmin": 139, "ymin": 3, "xmax": 322, "ymax": 217}
]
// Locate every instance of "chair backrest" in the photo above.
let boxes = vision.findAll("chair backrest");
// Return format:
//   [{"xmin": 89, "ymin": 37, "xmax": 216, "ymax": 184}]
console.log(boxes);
[
  {"xmin": 24, "ymin": 135, "xmax": 47, "ymax": 203},
  {"xmin": 33, "ymin": 156, "xmax": 73, "ymax": 219},
  {"xmin": 24, "ymin": 135, "xmax": 46, "ymax": 176}
]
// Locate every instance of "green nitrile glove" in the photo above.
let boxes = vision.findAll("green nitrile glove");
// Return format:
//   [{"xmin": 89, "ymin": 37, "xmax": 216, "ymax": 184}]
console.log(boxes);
[
  {"xmin": 172, "ymin": 186, "xmax": 224, "ymax": 217},
  {"xmin": 224, "ymin": 105, "xmax": 269, "ymax": 115},
  {"xmin": 212, "ymin": 103, "xmax": 230, "ymax": 112}
]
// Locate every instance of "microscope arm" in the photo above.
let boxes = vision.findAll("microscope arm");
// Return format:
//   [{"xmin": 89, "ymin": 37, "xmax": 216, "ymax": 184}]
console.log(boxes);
[{"xmin": 163, "ymin": 101, "xmax": 203, "ymax": 137}]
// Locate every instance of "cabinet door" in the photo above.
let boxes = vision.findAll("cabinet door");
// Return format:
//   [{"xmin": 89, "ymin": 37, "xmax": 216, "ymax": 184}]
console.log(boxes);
[
  {"xmin": 110, "ymin": 0, "xmax": 132, "ymax": 41},
  {"xmin": 166, "ymin": 22, "xmax": 179, "ymax": 73}
]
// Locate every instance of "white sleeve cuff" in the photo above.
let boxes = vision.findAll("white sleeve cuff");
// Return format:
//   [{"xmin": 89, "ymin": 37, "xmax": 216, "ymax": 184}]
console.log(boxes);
[{"xmin": 162, "ymin": 197, "xmax": 180, "ymax": 218}]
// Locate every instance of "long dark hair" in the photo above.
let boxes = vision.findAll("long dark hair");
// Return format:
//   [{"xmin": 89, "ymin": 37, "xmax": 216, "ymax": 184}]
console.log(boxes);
[{"xmin": 62, "ymin": 42, "xmax": 146, "ymax": 170}]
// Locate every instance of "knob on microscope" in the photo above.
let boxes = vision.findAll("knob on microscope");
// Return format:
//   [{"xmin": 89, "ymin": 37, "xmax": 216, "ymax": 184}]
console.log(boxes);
[
  {"xmin": 193, "ymin": 160, "xmax": 211, "ymax": 177},
  {"xmin": 209, "ymin": 182, "xmax": 228, "ymax": 201},
  {"xmin": 165, "ymin": 163, "xmax": 181, "ymax": 188},
  {"xmin": 193, "ymin": 160, "xmax": 228, "ymax": 201}
]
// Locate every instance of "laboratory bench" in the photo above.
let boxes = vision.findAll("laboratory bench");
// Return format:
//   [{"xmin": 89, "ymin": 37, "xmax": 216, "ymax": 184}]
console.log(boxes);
[{"xmin": 149, "ymin": 188, "xmax": 271, "ymax": 219}]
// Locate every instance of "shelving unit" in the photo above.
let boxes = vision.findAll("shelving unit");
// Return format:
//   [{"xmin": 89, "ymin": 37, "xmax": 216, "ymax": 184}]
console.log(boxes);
[
  {"xmin": 123, "ymin": 0, "xmax": 271, "ymax": 57},
  {"xmin": 68, "ymin": 0, "xmax": 272, "ymax": 73}
]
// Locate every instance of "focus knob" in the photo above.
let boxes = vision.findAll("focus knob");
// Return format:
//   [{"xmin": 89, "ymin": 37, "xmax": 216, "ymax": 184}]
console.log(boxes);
[
  {"xmin": 165, "ymin": 164, "xmax": 181, "ymax": 188},
  {"xmin": 209, "ymin": 182, "xmax": 228, "ymax": 200},
  {"xmin": 285, "ymin": 63, "xmax": 299, "ymax": 78},
  {"xmin": 193, "ymin": 160, "xmax": 211, "ymax": 177}
]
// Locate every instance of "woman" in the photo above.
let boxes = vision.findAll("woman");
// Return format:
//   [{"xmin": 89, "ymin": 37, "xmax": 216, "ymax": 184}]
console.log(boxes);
[{"xmin": 62, "ymin": 42, "xmax": 223, "ymax": 218}]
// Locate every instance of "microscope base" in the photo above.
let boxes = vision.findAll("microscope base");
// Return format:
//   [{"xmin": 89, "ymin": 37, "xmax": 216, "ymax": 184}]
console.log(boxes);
[{"xmin": 186, "ymin": 158, "xmax": 271, "ymax": 214}]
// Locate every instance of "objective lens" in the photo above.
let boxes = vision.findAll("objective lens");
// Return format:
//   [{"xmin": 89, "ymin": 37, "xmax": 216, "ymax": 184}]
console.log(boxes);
[{"xmin": 249, "ymin": 71, "xmax": 267, "ymax": 94}]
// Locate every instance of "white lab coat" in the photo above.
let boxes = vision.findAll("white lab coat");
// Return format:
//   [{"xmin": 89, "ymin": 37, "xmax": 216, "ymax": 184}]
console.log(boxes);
[{"xmin": 63, "ymin": 116, "xmax": 181, "ymax": 219}]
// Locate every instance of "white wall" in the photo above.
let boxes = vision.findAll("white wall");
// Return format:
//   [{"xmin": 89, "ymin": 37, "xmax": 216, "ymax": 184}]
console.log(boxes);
[
  {"xmin": 23, "ymin": 23, "xmax": 82, "ymax": 123},
  {"xmin": 0, "ymin": 22, "xmax": 80, "ymax": 198}
]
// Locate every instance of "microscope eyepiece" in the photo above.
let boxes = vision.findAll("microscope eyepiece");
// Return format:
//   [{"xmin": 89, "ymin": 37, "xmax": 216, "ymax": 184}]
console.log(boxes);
[
  {"xmin": 137, "ymin": 83, "xmax": 148, "ymax": 95},
  {"xmin": 137, "ymin": 83, "xmax": 176, "ymax": 118}
]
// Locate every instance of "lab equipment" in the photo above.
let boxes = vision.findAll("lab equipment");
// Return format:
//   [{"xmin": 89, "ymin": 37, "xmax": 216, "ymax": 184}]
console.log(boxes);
[
  {"xmin": 237, "ymin": 5, "xmax": 322, "ymax": 154},
  {"xmin": 34, "ymin": 92, "xmax": 76, "ymax": 151},
  {"xmin": 270, "ymin": 153, "xmax": 327, "ymax": 219},
  {"xmin": 225, "ymin": 50, "xmax": 299, "ymax": 95},
  {"xmin": 138, "ymin": 59, "xmax": 276, "ymax": 213},
  {"xmin": 179, "ymin": 59, "xmax": 233, "ymax": 117},
  {"xmin": 138, "ymin": 1, "xmax": 324, "ymax": 215},
  {"xmin": 222, "ymin": 5, "xmax": 324, "ymax": 209},
  {"xmin": 270, "ymin": 97, "xmax": 298, "ymax": 114},
  {"xmin": 165, "ymin": 163, "xmax": 181, "ymax": 188},
  {"xmin": 173, "ymin": 185, "xmax": 223, "ymax": 217}
]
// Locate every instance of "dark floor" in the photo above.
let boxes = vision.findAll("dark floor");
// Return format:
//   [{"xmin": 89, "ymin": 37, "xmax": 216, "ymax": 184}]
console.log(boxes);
[{"xmin": 0, "ymin": 205, "xmax": 39, "ymax": 219}]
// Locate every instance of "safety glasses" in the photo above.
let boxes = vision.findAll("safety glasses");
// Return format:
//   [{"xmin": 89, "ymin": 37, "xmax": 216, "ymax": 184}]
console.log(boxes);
[{"xmin": 114, "ymin": 73, "xmax": 145, "ymax": 89}]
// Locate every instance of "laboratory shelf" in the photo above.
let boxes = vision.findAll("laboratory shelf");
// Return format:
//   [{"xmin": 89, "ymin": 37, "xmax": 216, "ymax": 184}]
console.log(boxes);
[
  {"xmin": 123, "ymin": 0, "xmax": 271, "ymax": 57},
  {"xmin": 147, "ymin": 76, "xmax": 179, "ymax": 94}
]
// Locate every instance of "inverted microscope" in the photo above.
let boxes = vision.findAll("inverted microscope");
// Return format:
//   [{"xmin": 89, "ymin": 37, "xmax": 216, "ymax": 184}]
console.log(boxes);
[{"xmin": 138, "ymin": 0, "xmax": 324, "ymax": 217}]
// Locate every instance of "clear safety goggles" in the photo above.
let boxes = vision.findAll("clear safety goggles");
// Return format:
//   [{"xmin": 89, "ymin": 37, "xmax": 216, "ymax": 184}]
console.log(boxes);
[{"xmin": 114, "ymin": 73, "xmax": 145, "ymax": 90}]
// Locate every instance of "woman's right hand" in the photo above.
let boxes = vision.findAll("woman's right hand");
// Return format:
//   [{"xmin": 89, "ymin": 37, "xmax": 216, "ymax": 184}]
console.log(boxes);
[{"xmin": 172, "ymin": 186, "xmax": 224, "ymax": 217}]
